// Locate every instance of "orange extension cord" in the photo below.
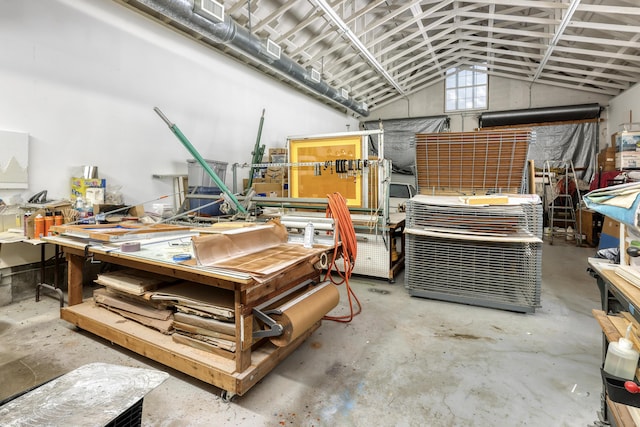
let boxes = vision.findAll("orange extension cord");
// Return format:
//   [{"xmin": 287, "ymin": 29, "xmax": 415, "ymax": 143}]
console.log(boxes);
[{"xmin": 323, "ymin": 192, "xmax": 362, "ymax": 322}]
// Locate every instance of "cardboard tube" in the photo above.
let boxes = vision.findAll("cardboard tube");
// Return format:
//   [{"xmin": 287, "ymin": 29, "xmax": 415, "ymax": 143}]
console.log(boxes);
[{"xmin": 269, "ymin": 282, "xmax": 339, "ymax": 347}]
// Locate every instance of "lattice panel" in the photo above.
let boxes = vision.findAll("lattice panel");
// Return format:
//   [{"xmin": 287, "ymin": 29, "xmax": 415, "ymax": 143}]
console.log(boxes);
[
  {"xmin": 406, "ymin": 196, "xmax": 543, "ymax": 239},
  {"xmin": 404, "ymin": 195, "xmax": 543, "ymax": 313},
  {"xmin": 415, "ymin": 129, "xmax": 533, "ymax": 194},
  {"xmin": 405, "ymin": 235, "xmax": 542, "ymax": 313}
]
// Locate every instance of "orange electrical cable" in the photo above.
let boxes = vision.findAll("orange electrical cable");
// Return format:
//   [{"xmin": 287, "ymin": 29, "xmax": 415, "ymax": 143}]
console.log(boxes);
[{"xmin": 323, "ymin": 192, "xmax": 362, "ymax": 322}]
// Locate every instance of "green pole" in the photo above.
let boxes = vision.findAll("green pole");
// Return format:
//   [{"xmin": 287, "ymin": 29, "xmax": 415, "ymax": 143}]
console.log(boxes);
[
  {"xmin": 153, "ymin": 107, "xmax": 247, "ymax": 214},
  {"xmin": 247, "ymin": 109, "xmax": 265, "ymax": 192}
]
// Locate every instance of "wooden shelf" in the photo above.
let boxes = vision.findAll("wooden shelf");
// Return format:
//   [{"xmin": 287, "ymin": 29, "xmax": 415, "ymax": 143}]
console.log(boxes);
[
  {"xmin": 62, "ymin": 300, "xmax": 320, "ymax": 396},
  {"xmin": 591, "ymin": 259, "xmax": 640, "ymax": 426}
]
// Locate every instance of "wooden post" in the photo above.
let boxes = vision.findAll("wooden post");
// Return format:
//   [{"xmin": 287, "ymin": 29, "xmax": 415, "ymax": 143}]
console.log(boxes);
[
  {"xmin": 67, "ymin": 253, "xmax": 84, "ymax": 306},
  {"xmin": 528, "ymin": 159, "xmax": 536, "ymax": 195}
]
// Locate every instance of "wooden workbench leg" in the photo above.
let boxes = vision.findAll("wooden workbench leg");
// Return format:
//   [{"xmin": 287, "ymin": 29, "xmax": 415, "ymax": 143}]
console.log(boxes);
[
  {"xmin": 67, "ymin": 253, "xmax": 84, "ymax": 306},
  {"xmin": 236, "ymin": 310, "xmax": 253, "ymax": 373}
]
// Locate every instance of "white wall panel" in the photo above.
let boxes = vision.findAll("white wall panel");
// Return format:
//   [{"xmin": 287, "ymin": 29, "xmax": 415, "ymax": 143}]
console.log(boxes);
[{"xmin": 0, "ymin": 0, "xmax": 357, "ymax": 207}]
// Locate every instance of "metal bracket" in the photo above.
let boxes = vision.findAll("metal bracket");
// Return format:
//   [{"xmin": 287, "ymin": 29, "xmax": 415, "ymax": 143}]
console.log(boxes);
[
  {"xmin": 84, "ymin": 244, "xmax": 100, "ymax": 264},
  {"xmin": 251, "ymin": 278, "xmax": 316, "ymax": 339},
  {"xmin": 252, "ymin": 308, "xmax": 284, "ymax": 338}
]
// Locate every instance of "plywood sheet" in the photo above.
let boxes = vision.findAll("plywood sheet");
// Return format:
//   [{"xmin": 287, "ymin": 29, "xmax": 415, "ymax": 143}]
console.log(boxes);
[{"xmin": 50, "ymin": 223, "xmax": 192, "ymax": 242}]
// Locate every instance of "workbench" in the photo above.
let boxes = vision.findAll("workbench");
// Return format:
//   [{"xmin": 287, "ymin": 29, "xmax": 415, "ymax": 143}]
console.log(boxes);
[
  {"xmin": 45, "ymin": 230, "xmax": 330, "ymax": 399},
  {"xmin": 589, "ymin": 258, "xmax": 640, "ymax": 425}
]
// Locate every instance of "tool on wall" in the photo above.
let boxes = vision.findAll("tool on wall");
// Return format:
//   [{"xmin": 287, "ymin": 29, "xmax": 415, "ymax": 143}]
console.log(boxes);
[{"xmin": 153, "ymin": 107, "xmax": 247, "ymax": 214}]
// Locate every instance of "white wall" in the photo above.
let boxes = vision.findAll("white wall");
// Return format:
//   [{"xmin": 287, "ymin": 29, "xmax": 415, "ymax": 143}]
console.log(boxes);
[
  {"xmin": 608, "ymin": 82, "xmax": 640, "ymax": 139},
  {"xmin": 0, "ymin": 0, "xmax": 358, "ymax": 208},
  {"xmin": 370, "ymin": 76, "xmax": 612, "ymax": 133}
]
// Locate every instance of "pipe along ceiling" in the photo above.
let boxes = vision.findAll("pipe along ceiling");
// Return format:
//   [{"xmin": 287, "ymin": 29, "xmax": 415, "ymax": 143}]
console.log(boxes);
[{"xmin": 120, "ymin": 0, "xmax": 370, "ymax": 117}]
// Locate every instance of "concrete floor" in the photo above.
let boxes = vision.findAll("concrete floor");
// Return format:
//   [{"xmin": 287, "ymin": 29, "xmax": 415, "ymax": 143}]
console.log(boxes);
[{"xmin": 0, "ymin": 240, "xmax": 604, "ymax": 426}]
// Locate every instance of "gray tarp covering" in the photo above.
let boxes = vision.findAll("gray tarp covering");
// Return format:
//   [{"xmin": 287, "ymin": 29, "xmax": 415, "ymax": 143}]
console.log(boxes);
[
  {"xmin": 362, "ymin": 116, "xmax": 449, "ymax": 174},
  {"xmin": 527, "ymin": 122, "xmax": 598, "ymax": 183}
]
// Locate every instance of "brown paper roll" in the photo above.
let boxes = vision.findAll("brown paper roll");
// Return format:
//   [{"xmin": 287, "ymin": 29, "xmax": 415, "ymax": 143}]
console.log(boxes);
[{"xmin": 269, "ymin": 282, "xmax": 339, "ymax": 347}]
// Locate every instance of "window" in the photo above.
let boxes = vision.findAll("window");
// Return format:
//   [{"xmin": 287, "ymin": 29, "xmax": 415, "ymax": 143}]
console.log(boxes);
[{"xmin": 445, "ymin": 65, "xmax": 488, "ymax": 112}]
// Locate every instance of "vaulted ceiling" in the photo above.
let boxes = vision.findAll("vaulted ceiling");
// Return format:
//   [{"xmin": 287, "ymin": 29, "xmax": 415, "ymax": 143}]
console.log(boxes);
[{"xmin": 119, "ymin": 0, "xmax": 640, "ymax": 116}]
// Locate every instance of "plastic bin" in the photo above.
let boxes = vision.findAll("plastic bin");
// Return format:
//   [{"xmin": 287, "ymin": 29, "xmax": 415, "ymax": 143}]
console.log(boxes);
[
  {"xmin": 188, "ymin": 186, "xmax": 223, "ymax": 216},
  {"xmin": 187, "ymin": 159, "xmax": 228, "ymax": 188},
  {"xmin": 601, "ymin": 368, "xmax": 640, "ymax": 408}
]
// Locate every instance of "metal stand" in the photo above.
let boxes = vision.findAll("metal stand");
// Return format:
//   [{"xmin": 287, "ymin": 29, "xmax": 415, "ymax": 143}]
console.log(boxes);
[{"xmin": 35, "ymin": 243, "xmax": 64, "ymax": 307}]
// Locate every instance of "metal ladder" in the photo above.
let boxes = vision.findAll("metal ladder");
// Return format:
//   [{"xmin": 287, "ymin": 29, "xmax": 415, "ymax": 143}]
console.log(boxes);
[{"xmin": 543, "ymin": 160, "xmax": 582, "ymax": 246}]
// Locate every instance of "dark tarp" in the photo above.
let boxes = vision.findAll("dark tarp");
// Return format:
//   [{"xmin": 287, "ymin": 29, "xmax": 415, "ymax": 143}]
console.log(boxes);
[
  {"xmin": 527, "ymin": 122, "xmax": 598, "ymax": 183},
  {"xmin": 479, "ymin": 104, "xmax": 601, "ymax": 183},
  {"xmin": 362, "ymin": 116, "xmax": 449, "ymax": 174}
]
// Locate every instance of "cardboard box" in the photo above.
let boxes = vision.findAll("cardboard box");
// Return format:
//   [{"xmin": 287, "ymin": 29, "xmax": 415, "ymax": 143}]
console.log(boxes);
[
  {"xmin": 615, "ymin": 152, "xmax": 640, "ymax": 169},
  {"xmin": 71, "ymin": 177, "xmax": 106, "ymax": 203},
  {"xmin": 615, "ymin": 131, "xmax": 640, "ymax": 152},
  {"xmin": 599, "ymin": 216, "xmax": 620, "ymax": 250},
  {"xmin": 25, "ymin": 208, "xmax": 46, "ymax": 239},
  {"xmin": 269, "ymin": 148, "xmax": 287, "ymax": 163},
  {"xmin": 598, "ymin": 146, "xmax": 616, "ymax": 172},
  {"xmin": 24, "ymin": 201, "xmax": 73, "ymax": 238},
  {"xmin": 253, "ymin": 182, "xmax": 284, "ymax": 197},
  {"xmin": 265, "ymin": 166, "xmax": 285, "ymax": 181}
]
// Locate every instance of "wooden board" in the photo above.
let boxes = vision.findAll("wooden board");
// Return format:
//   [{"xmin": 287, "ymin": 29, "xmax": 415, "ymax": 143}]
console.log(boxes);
[
  {"xmin": 50, "ymin": 223, "xmax": 192, "ymax": 242},
  {"xmin": 598, "ymin": 266, "xmax": 640, "ymax": 310},
  {"xmin": 593, "ymin": 309, "xmax": 623, "ymax": 343},
  {"xmin": 606, "ymin": 397, "xmax": 637, "ymax": 427}
]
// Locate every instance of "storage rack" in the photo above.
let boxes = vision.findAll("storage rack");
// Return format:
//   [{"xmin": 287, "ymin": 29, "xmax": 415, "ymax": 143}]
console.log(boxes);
[{"xmin": 404, "ymin": 195, "xmax": 543, "ymax": 313}]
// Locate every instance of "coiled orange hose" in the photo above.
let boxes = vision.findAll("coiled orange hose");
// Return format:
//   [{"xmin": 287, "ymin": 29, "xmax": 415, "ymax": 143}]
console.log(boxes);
[{"xmin": 323, "ymin": 192, "xmax": 362, "ymax": 322}]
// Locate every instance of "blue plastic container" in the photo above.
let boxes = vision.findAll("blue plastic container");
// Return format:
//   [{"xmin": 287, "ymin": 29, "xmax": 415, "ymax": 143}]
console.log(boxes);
[{"xmin": 188, "ymin": 186, "xmax": 223, "ymax": 216}]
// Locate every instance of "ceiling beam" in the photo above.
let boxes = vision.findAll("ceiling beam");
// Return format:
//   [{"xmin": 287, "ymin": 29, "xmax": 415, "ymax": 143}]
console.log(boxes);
[
  {"xmin": 561, "ymin": 34, "xmax": 640, "ymax": 49},
  {"xmin": 568, "ymin": 20, "xmax": 640, "ymax": 34},
  {"xmin": 577, "ymin": 4, "xmax": 640, "ymax": 15},
  {"xmin": 364, "ymin": 0, "xmax": 455, "ymax": 48},
  {"xmin": 312, "ymin": 0, "xmax": 405, "ymax": 95}
]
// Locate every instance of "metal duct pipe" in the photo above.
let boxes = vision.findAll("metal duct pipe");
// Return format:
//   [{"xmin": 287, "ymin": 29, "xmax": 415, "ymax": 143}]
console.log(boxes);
[
  {"xmin": 122, "ymin": 0, "xmax": 369, "ymax": 116},
  {"xmin": 479, "ymin": 103, "xmax": 601, "ymax": 128}
]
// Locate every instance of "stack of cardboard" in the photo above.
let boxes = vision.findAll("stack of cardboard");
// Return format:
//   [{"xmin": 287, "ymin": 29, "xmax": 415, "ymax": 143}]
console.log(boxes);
[
  {"xmin": 93, "ymin": 269, "xmax": 175, "ymax": 333},
  {"xmin": 149, "ymin": 282, "xmax": 237, "ymax": 355},
  {"xmin": 244, "ymin": 147, "xmax": 289, "ymax": 197}
]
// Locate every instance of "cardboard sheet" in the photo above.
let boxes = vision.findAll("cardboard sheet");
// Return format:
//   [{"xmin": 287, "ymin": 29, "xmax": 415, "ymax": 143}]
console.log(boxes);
[
  {"xmin": 93, "ymin": 288, "xmax": 173, "ymax": 320},
  {"xmin": 192, "ymin": 221, "xmax": 326, "ymax": 276},
  {"xmin": 150, "ymin": 281, "xmax": 234, "ymax": 321},
  {"xmin": 93, "ymin": 289, "xmax": 174, "ymax": 334},
  {"xmin": 173, "ymin": 311, "xmax": 235, "ymax": 336},
  {"xmin": 172, "ymin": 322, "xmax": 235, "ymax": 342},
  {"xmin": 94, "ymin": 269, "xmax": 175, "ymax": 295},
  {"xmin": 172, "ymin": 332, "xmax": 236, "ymax": 353}
]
